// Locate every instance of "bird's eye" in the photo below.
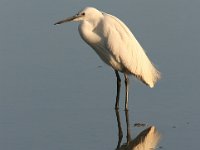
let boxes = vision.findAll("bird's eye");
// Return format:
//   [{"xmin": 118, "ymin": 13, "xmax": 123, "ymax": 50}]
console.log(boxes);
[{"xmin": 82, "ymin": 12, "xmax": 85, "ymax": 16}]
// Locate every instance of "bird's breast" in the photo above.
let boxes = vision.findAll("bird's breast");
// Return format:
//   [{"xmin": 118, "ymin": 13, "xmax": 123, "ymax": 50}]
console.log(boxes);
[
  {"xmin": 78, "ymin": 21, "xmax": 101, "ymax": 44},
  {"xmin": 78, "ymin": 21, "xmax": 124, "ymax": 72}
]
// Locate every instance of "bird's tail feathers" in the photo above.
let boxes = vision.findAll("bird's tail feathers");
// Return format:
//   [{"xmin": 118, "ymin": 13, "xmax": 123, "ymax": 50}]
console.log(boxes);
[
  {"xmin": 131, "ymin": 49, "xmax": 161, "ymax": 88},
  {"xmin": 140, "ymin": 62, "xmax": 160, "ymax": 88}
]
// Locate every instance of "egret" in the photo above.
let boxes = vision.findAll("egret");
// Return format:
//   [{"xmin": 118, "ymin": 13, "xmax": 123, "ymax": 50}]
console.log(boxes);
[{"xmin": 54, "ymin": 7, "xmax": 160, "ymax": 110}]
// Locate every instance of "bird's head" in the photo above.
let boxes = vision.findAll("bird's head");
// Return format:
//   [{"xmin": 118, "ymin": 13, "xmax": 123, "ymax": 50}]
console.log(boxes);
[{"xmin": 54, "ymin": 7, "xmax": 103, "ymax": 25}]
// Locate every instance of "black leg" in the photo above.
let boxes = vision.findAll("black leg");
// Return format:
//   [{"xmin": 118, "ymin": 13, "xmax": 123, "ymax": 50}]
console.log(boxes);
[
  {"xmin": 125, "ymin": 110, "xmax": 131, "ymax": 144},
  {"xmin": 124, "ymin": 74, "xmax": 129, "ymax": 110},
  {"xmin": 115, "ymin": 70, "xmax": 121, "ymax": 109},
  {"xmin": 115, "ymin": 109, "xmax": 123, "ymax": 149}
]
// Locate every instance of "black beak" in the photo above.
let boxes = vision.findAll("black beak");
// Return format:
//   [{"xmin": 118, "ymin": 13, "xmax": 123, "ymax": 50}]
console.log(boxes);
[{"xmin": 54, "ymin": 15, "xmax": 78, "ymax": 25}]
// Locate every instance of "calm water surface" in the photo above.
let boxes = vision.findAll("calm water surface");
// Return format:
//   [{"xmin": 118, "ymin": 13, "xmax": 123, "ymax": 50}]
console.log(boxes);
[{"xmin": 0, "ymin": 0, "xmax": 200, "ymax": 150}]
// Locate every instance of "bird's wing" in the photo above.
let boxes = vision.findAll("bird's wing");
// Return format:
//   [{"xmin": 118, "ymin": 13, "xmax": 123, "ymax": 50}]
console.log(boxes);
[{"xmin": 102, "ymin": 13, "xmax": 160, "ymax": 87}]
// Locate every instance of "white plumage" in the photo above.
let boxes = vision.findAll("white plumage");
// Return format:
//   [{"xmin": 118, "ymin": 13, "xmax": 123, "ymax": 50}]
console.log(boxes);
[{"xmin": 54, "ymin": 7, "xmax": 160, "ymax": 109}]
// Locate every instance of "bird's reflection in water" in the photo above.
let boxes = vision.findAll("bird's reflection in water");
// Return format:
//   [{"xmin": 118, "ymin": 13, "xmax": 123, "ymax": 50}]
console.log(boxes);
[{"xmin": 115, "ymin": 110, "xmax": 160, "ymax": 150}]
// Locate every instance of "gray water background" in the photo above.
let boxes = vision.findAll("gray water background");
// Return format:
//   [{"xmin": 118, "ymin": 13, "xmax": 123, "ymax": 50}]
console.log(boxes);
[{"xmin": 0, "ymin": 0, "xmax": 200, "ymax": 149}]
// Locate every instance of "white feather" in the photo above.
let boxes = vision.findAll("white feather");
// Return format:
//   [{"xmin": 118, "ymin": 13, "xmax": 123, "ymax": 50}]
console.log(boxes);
[
  {"xmin": 101, "ymin": 12, "xmax": 160, "ymax": 87},
  {"xmin": 78, "ymin": 8, "xmax": 160, "ymax": 87}
]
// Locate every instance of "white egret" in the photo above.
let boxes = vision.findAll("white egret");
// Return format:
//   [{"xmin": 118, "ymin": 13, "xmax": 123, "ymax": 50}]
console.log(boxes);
[{"xmin": 54, "ymin": 7, "xmax": 160, "ymax": 110}]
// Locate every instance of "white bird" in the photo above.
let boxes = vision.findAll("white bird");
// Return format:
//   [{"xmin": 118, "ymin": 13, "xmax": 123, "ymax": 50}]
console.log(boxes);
[{"xmin": 54, "ymin": 7, "xmax": 160, "ymax": 110}]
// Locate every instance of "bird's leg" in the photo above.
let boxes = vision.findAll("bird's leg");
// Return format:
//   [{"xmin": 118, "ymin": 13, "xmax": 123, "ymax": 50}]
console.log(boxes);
[
  {"xmin": 125, "ymin": 110, "xmax": 131, "ymax": 144},
  {"xmin": 115, "ymin": 70, "xmax": 121, "ymax": 110},
  {"xmin": 124, "ymin": 74, "xmax": 129, "ymax": 110},
  {"xmin": 115, "ymin": 109, "xmax": 123, "ymax": 149}
]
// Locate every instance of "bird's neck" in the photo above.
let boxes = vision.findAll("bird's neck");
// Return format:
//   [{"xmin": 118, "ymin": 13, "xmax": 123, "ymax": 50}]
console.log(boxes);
[{"xmin": 78, "ymin": 21, "xmax": 101, "ymax": 45}]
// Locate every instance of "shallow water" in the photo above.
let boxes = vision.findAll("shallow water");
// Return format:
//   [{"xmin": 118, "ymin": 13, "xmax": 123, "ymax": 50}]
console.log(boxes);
[{"xmin": 0, "ymin": 0, "xmax": 200, "ymax": 150}]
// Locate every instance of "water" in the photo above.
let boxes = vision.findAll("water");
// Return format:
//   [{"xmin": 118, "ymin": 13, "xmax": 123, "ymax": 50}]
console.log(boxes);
[{"xmin": 0, "ymin": 0, "xmax": 200, "ymax": 149}]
